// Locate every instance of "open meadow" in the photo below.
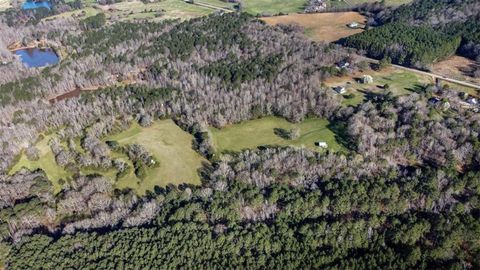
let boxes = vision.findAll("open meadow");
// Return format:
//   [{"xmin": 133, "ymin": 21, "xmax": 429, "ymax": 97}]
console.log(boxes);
[
  {"xmin": 105, "ymin": 120, "xmax": 205, "ymax": 194},
  {"xmin": 324, "ymin": 67, "xmax": 433, "ymax": 106},
  {"xmin": 262, "ymin": 12, "xmax": 366, "ymax": 42},
  {"xmin": 9, "ymin": 120, "xmax": 205, "ymax": 195},
  {"xmin": 209, "ymin": 116, "xmax": 343, "ymax": 153},
  {"xmin": 432, "ymin": 56, "xmax": 480, "ymax": 88},
  {"xmin": 9, "ymin": 134, "xmax": 72, "ymax": 194},
  {"xmin": 242, "ymin": 0, "xmax": 305, "ymax": 15},
  {"xmin": 327, "ymin": 0, "xmax": 413, "ymax": 8}
]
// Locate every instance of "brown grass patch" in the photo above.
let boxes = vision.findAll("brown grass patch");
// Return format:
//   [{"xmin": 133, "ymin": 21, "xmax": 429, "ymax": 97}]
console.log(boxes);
[
  {"xmin": 432, "ymin": 56, "xmax": 480, "ymax": 85},
  {"xmin": 261, "ymin": 12, "xmax": 366, "ymax": 43}
]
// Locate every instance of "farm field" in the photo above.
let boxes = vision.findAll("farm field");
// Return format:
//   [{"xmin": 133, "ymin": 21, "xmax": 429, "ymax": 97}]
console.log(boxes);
[
  {"xmin": 9, "ymin": 134, "xmax": 72, "ymax": 194},
  {"xmin": 262, "ymin": 12, "xmax": 366, "ymax": 42},
  {"xmin": 242, "ymin": 0, "xmax": 305, "ymax": 15},
  {"xmin": 209, "ymin": 117, "xmax": 343, "ymax": 153},
  {"xmin": 324, "ymin": 67, "xmax": 432, "ymax": 106},
  {"xmin": 432, "ymin": 56, "xmax": 480, "ymax": 88},
  {"xmin": 105, "ymin": 120, "xmax": 205, "ymax": 194}
]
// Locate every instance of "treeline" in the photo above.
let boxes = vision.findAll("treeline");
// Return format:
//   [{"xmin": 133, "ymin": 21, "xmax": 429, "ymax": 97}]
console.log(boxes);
[
  {"xmin": 339, "ymin": 23, "xmax": 461, "ymax": 67},
  {"xmin": 6, "ymin": 149, "xmax": 480, "ymax": 269},
  {"xmin": 365, "ymin": 0, "xmax": 480, "ymax": 61}
]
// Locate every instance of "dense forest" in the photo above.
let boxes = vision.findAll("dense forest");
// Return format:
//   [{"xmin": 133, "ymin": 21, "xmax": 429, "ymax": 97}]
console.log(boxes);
[
  {"xmin": 357, "ymin": 0, "xmax": 480, "ymax": 62},
  {"xmin": 0, "ymin": 10, "xmax": 479, "ymax": 270},
  {"xmin": 339, "ymin": 22, "xmax": 461, "ymax": 68}
]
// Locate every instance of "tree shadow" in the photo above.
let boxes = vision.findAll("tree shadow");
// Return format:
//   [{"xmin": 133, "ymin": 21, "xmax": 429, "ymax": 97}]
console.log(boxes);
[
  {"xmin": 327, "ymin": 121, "xmax": 355, "ymax": 151},
  {"xmin": 405, "ymin": 83, "xmax": 426, "ymax": 94}
]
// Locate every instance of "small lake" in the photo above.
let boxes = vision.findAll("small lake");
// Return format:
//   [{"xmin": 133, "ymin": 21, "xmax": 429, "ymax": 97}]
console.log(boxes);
[
  {"xmin": 14, "ymin": 48, "xmax": 59, "ymax": 68},
  {"xmin": 22, "ymin": 0, "xmax": 52, "ymax": 10}
]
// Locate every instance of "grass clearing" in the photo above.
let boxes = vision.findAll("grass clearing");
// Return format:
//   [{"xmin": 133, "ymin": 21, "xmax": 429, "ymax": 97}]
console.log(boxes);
[
  {"xmin": 104, "ymin": 0, "xmax": 212, "ymax": 21},
  {"xmin": 209, "ymin": 116, "xmax": 343, "ymax": 153},
  {"xmin": 262, "ymin": 12, "xmax": 366, "ymax": 42},
  {"xmin": 9, "ymin": 134, "xmax": 72, "ymax": 194},
  {"xmin": 432, "ymin": 56, "xmax": 480, "ymax": 87},
  {"xmin": 325, "ymin": 67, "xmax": 433, "ymax": 106},
  {"xmin": 106, "ymin": 119, "xmax": 206, "ymax": 194},
  {"xmin": 328, "ymin": 0, "xmax": 413, "ymax": 8},
  {"xmin": 242, "ymin": 0, "xmax": 305, "ymax": 15}
]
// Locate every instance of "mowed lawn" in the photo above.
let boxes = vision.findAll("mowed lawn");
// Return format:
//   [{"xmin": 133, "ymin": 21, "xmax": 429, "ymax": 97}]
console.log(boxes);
[
  {"xmin": 209, "ymin": 117, "xmax": 342, "ymax": 153},
  {"xmin": 9, "ymin": 134, "xmax": 72, "ymax": 194},
  {"xmin": 262, "ymin": 12, "xmax": 366, "ymax": 42},
  {"xmin": 242, "ymin": 0, "xmax": 305, "ymax": 15},
  {"xmin": 106, "ymin": 120, "xmax": 206, "ymax": 194}
]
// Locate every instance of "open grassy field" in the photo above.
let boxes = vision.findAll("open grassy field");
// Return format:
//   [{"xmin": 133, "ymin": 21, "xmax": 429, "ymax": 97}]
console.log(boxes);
[
  {"xmin": 9, "ymin": 134, "xmax": 72, "ymax": 194},
  {"xmin": 242, "ymin": 0, "xmax": 305, "ymax": 15},
  {"xmin": 44, "ymin": 7, "xmax": 101, "ymax": 21},
  {"xmin": 106, "ymin": 120, "xmax": 205, "ymax": 194},
  {"xmin": 325, "ymin": 67, "xmax": 433, "ymax": 106},
  {"xmin": 328, "ymin": 0, "xmax": 413, "ymax": 8},
  {"xmin": 262, "ymin": 12, "xmax": 366, "ymax": 42},
  {"xmin": 103, "ymin": 0, "xmax": 213, "ymax": 21},
  {"xmin": 9, "ymin": 120, "xmax": 205, "ymax": 195},
  {"xmin": 432, "ymin": 56, "xmax": 480, "ymax": 87},
  {"xmin": 209, "ymin": 116, "xmax": 343, "ymax": 153}
]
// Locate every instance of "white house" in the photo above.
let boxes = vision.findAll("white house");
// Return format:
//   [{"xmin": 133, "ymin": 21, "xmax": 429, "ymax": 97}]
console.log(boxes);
[{"xmin": 362, "ymin": 75, "xmax": 373, "ymax": 84}]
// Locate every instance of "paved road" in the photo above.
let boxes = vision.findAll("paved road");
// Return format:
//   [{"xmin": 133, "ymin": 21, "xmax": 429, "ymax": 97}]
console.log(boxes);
[{"xmin": 358, "ymin": 56, "xmax": 480, "ymax": 90}]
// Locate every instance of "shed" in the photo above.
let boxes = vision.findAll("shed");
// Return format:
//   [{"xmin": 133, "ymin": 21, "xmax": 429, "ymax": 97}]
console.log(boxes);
[
  {"xmin": 315, "ymin": 141, "xmax": 328, "ymax": 148},
  {"xmin": 348, "ymin": 22, "xmax": 359, "ymax": 28},
  {"xmin": 467, "ymin": 97, "xmax": 478, "ymax": 105},
  {"xmin": 334, "ymin": 86, "xmax": 346, "ymax": 94}
]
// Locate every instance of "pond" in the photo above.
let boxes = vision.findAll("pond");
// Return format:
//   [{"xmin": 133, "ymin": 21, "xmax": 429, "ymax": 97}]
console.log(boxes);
[
  {"xmin": 14, "ymin": 48, "xmax": 59, "ymax": 68},
  {"xmin": 22, "ymin": 0, "xmax": 52, "ymax": 10}
]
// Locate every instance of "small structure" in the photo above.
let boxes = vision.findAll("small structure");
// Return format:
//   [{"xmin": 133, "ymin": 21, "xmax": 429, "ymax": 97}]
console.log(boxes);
[
  {"xmin": 336, "ymin": 61, "xmax": 350, "ymax": 69},
  {"xmin": 428, "ymin": 97, "xmax": 440, "ymax": 106},
  {"xmin": 348, "ymin": 22, "xmax": 359, "ymax": 29},
  {"xmin": 361, "ymin": 75, "xmax": 373, "ymax": 84},
  {"xmin": 315, "ymin": 141, "xmax": 328, "ymax": 148},
  {"xmin": 334, "ymin": 86, "xmax": 346, "ymax": 94},
  {"xmin": 467, "ymin": 97, "xmax": 478, "ymax": 105},
  {"xmin": 459, "ymin": 92, "xmax": 469, "ymax": 99}
]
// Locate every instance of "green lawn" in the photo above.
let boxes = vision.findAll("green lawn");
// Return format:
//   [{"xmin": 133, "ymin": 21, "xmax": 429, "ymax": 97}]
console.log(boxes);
[
  {"xmin": 328, "ymin": 0, "xmax": 412, "ymax": 8},
  {"xmin": 209, "ymin": 116, "xmax": 342, "ymax": 153},
  {"xmin": 242, "ymin": 0, "xmax": 305, "ymax": 15},
  {"xmin": 107, "ymin": 0, "xmax": 213, "ymax": 21},
  {"xmin": 328, "ymin": 68, "xmax": 431, "ymax": 107},
  {"xmin": 9, "ymin": 134, "xmax": 72, "ymax": 194},
  {"xmin": 106, "ymin": 119, "xmax": 206, "ymax": 194}
]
